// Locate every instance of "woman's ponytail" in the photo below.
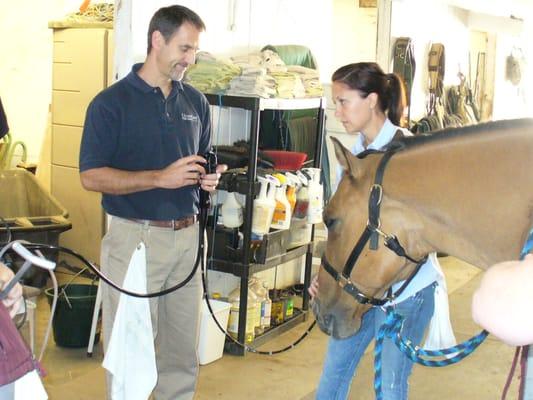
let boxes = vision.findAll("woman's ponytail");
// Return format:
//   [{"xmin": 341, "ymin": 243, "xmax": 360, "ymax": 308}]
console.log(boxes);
[{"xmin": 385, "ymin": 73, "xmax": 407, "ymax": 127}]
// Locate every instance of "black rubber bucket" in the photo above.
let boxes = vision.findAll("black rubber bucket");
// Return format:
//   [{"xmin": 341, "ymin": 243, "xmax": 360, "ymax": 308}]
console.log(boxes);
[{"xmin": 45, "ymin": 283, "xmax": 100, "ymax": 348}]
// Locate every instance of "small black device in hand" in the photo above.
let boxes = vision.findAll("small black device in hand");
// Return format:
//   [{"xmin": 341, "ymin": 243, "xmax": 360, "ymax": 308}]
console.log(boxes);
[
  {"xmin": 199, "ymin": 150, "xmax": 217, "ymax": 209},
  {"xmin": 203, "ymin": 150, "xmax": 217, "ymax": 175}
]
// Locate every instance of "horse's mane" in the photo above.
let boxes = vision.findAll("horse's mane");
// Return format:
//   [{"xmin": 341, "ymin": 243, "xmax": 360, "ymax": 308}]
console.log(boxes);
[{"xmin": 396, "ymin": 118, "xmax": 533, "ymax": 151}]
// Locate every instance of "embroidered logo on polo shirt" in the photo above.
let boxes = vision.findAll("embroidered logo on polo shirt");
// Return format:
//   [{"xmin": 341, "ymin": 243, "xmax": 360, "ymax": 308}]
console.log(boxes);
[{"xmin": 181, "ymin": 113, "xmax": 198, "ymax": 122}]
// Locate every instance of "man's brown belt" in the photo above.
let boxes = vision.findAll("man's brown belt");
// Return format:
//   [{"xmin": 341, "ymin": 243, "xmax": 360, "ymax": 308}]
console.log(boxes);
[{"xmin": 127, "ymin": 215, "xmax": 198, "ymax": 231}]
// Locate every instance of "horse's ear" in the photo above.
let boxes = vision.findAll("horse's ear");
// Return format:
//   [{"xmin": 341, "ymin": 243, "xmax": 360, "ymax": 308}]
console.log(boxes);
[{"xmin": 331, "ymin": 136, "xmax": 360, "ymax": 179}]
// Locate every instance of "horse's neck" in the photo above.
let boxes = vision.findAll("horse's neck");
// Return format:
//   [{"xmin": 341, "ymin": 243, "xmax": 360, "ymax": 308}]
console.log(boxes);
[{"xmin": 385, "ymin": 125, "xmax": 533, "ymax": 269}]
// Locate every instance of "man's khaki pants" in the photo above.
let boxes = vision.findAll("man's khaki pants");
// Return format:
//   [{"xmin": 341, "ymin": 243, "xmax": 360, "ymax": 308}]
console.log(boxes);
[{"xmin": 101, "ymin": 217, "xmax": 202, "ymax": 400}]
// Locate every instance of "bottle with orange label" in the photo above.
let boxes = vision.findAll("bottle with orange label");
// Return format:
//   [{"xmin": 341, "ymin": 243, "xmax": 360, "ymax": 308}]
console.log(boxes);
[
  {"xmin": 284, "ymin": 172, "xmax": 299, "ymax": 213},
  {"xmin": 270, "ymin": 173, "xmax": 291, "ymax": 230}
]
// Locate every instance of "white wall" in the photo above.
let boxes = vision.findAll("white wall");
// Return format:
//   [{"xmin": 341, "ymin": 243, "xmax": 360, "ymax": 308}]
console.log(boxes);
[
  {"xmin": 116, "ymin": 0, "xmax": 333, "ymax": 81},
  {"xmin": 325, "ymin": 1, "xmax": 378, "ymax": 189},
  {"xmin": 491, "ymin": 19, "xmax": 532, "ymax": 119},
  {"xmin": 0, "ymin": 0, "xmax": 82, "ymax": 165},
  {"xmin": 389, "ymin": 0, "xmax": 532, "ymax": 121},
  {"xmin": 390, "ymin": 1, "xmax": 472, "ymax": 120}
]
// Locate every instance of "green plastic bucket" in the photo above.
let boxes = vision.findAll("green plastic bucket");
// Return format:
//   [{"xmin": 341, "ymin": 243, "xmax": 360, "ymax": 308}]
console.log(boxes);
[{"xmin": 45, "ymin": 283, "xmax": 100, "ymax": 348}]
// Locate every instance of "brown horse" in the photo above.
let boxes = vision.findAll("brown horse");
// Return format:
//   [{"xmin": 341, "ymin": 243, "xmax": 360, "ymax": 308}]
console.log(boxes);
[{"xmin": 312, "ymin": 118, "xmax": 533, "ymax": 339}]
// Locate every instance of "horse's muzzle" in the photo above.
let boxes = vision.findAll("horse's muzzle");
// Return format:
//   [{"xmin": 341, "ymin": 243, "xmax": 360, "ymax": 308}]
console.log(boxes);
[{"xmin": 311, "ymin": 298, "xmax": 337, "ymax": 336}]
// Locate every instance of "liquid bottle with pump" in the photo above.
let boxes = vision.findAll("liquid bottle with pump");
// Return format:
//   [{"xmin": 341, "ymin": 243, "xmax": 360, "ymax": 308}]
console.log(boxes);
[
  {"xmin": 249, "ymin": 277, "xmax": 272, "ymax": 335},
  {"xmin": 221, "ymin": 191, "xmax": 243, "ymax": 228},
  {"xmin": 305, "ymin": 168, "xmax": 323, "ymax": 224},
  {"xmin": 252, "ymin": 176, "xmax": 276, "ymax": 236},
  {"xmin": 271, "ymin": 173, "xmax": 291, "ymax": 230},
  {"xmin": 293, "ymin": 170, "xmax": 310, "ymax": 220}
]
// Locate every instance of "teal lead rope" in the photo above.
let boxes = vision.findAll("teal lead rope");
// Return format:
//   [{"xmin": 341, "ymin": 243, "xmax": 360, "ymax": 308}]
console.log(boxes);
[
  {"xmin": 374, "ymin": 228, "xmax": 533, "ymax": 399},
  {"xmin": 520, "ymin": 228, "xmax": 533, "ymax": 260},
  {"xmin": 374, "ymin": 311, "xmax": 488, "ymax": 399}
]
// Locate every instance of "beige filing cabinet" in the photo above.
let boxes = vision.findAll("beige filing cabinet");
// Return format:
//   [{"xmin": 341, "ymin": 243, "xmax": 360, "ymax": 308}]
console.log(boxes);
[{"xmin": 51, "ymin": 27, "xmax": 114, "ymax": 264}]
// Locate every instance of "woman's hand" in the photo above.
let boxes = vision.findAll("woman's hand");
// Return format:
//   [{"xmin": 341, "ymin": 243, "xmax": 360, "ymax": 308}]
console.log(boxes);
[
  {"xmin": 308, "ymin": 275, "xmax": 319, "ymax": 299},
  {"xmin": 0, "ymin": 263, "xmax": 23, "ymax": 318}
]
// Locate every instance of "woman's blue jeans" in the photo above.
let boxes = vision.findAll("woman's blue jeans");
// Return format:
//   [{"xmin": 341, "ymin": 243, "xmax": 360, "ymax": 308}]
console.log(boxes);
[{"xmin": 316, "ymin": 282, "xmax": 436, "ymax": 400}]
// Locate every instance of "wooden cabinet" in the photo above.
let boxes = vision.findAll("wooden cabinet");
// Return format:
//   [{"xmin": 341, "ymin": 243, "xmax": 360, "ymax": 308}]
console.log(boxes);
[{"xmin": 50, "ymin": 27, "xmax": 113, "ymax": 264}]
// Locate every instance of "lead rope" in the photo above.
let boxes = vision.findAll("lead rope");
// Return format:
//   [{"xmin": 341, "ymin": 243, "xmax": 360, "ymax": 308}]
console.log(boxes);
[
  {"xmin": 374, "ymin": 228, "xmax": 533, "ymax": 400},
  {"xmin": 374, "ymin": 311, "xmax": 488, "ymax": 399}
]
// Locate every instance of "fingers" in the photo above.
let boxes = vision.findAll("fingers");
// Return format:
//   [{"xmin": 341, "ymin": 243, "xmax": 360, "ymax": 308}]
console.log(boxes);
[
  {"xmin": 182, "ymin": 171, "xmax": 203, "ymax": 185},
  {"xmin": 216, "ymin": 164, "xmax": 228, "ymax": 174},
  {"xmin": 177, "ymin": 154, "xmax": 206, "ymax": 166},
  {"xmin": 308, "ymin": 275, "xmax": 319, "ymax": 298},
  {"xmin": 1, "ymin": 278, "xmax": 23, "ymax": 318},
  {"xmin": 8, "ymin": 298, "xmax": 24, "ymax": 318},
  {"xmin": 200, "ymin": 171, "xmax": 221, "ymax": 191}
]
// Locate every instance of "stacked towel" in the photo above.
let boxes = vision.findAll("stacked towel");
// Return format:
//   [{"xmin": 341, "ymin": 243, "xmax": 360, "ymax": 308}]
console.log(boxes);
[
  {"xmin": 186, "ymin": 49, "xmax": 321, "ymax": 99},
  {"xmin": 226, "ymin": 64, "xmax": 277, "ymax": 98},
  {"xmin": 287, "ymin": 65, "xmax": 323, "ymax": 97},
  {"xmin": 270, "ymin": 71, "xmax": 306, "ymax": 98},
  {"xmin": 184, "ymin": 51, "xmax": 241, "ymax": 94}
]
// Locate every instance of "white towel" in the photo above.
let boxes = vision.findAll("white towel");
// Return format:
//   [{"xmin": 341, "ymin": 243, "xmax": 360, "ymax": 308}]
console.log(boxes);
[
  {"xmin": 14, "ymin": 370, "xmax": 48, "ymax": 400},
  {"xmin": 102, "ymin": 243, "xmax": 157, "ymax": 400},
  {"xmin": 423, "ymin": 253, "xmax": 457, "ymax": 350}
]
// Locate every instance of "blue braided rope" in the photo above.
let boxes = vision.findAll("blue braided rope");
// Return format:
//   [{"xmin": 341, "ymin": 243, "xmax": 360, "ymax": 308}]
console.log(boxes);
[
  {"xmin": 374, "ymin": 228, "xmax": 533, "ymax": 399},
  {"xmin": 374, "ymin": 311, "xmax": 488, "ymax": 399},
  {"xmin": 520, "ymin": 228, "xmax": 533, "ymax": 260},
  {"xmin": 374, "ymin": 311, "xmax": 403, "ymax": 399}
]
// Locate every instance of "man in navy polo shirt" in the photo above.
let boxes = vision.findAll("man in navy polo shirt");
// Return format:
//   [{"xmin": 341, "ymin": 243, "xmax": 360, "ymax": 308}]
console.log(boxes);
[{"xmin": 79, "ymin": 5, "xmax": 226, "ymax": 399}]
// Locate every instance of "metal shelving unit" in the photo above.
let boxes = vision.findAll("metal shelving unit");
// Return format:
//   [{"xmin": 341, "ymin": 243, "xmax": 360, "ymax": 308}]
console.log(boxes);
[{"xmin": 205, "ymin": 93, "xmax": 326, "ymax": 356}]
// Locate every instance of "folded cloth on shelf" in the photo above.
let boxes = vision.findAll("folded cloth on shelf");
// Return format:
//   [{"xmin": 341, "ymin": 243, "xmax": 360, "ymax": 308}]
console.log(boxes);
[
  {"xmin": 102, "ymin": 243, "xmax": 157, "ymax": 400},
  {"xmin": 184, "ymin": 51, "xmax": 241, "ymax": 93}
]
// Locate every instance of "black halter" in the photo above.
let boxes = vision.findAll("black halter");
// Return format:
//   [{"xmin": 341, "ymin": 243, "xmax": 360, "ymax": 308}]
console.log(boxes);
[{"xmin": 322, "ymin": 141, "xmax": 428, "ymax": 306}]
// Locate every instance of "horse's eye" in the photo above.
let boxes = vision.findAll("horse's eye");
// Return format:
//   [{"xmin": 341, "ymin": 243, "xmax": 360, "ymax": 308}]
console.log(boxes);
[{"xmin": 324, "ymin": 216, "xmax": 339, "ymax": 230}]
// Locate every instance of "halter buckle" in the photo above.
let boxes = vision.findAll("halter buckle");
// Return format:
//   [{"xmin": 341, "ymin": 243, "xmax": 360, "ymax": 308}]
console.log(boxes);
[
  {"xmin": 338, "ymin": 274, "xmax": 352, "ymax": 289},
  {"xmin": 374, "ymin": 227, "xmax": 394, "ymax": 241}
]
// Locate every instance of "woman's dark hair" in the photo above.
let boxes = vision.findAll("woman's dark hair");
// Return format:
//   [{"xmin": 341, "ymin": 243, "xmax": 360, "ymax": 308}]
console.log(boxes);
[
  {"xmin": 331, "ymin": 62, "xmax": 407, "ymax": 126},
  {"xmin": 147, "ymin": 5, "xmax": 206, "ymax": 54}
]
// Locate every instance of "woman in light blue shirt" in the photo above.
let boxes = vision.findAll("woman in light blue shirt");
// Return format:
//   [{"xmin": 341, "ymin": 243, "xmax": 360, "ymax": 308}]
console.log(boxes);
[{"xmin": 309, "ymin": 62, "xmax": 443, "ymax": 400}]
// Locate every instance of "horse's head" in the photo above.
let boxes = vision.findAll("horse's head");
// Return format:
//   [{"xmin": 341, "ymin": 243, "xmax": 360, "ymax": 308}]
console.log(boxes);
[{"xmin": 312, "ymin": 137, "xmax": 424, "ymax": 338}]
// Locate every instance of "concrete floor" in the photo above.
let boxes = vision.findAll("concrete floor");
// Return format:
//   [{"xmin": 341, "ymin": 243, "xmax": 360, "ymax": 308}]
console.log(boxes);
[{"xmin": 28, "ymin": 256, "xmax": 519, "ymax": 399}]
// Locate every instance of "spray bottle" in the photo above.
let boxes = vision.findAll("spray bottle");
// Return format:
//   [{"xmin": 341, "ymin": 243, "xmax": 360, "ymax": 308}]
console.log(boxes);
[
  {"xmin": 284, "ymin": 172, "xmax": 299, "ymax": 214},
  {"xmin": 305, "ymin": 168, "xmax": 323, "ymax": 224},
  {"xmin": 270, "ymin": 173, "xmax": 291, "ymax": 230},
  {"xmin": 294, "ymin": 170, "xmax": 310, "ymax": 220},
  {"xmin": 252, "ymin": 176, "xmax": 276, "ymax": 236}
]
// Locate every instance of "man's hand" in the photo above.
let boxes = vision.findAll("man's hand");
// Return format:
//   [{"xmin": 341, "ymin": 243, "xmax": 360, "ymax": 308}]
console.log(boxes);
[
  {"xmin": 156, "ymin": 155, "xmax": 207, "ymax": 189},
  {"xmin": 0, "ymin": 263, "xmax": 23, "ymax": 318},
  {"xmin": 200, "ymin": 164, "xmax": 228, "ymax": 192}
]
